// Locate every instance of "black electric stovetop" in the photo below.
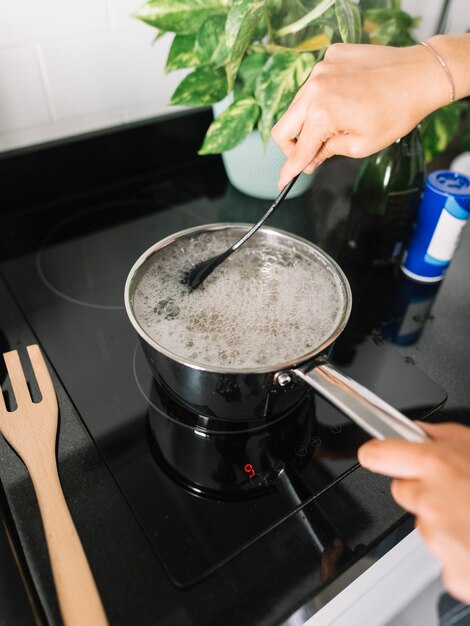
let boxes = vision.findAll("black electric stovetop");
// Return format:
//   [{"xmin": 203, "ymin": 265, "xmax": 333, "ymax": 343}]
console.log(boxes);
[{"xmin": 0, "ymin": 163, "xmax": 446, "ymax": 593}]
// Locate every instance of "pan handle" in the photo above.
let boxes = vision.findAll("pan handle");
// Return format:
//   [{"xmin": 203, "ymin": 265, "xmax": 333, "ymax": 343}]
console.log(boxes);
[{"xmin": 292, "ymin": 361, "xmax": 428, "ymax": 442}]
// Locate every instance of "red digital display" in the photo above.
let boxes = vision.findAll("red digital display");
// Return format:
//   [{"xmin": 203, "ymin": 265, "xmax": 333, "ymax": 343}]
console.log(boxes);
[{"xmin": 244, "ymin": 463, "xmax": 256, "ymax": 478}]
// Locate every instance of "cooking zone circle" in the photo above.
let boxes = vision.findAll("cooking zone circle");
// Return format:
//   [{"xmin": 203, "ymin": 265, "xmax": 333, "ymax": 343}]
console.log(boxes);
[
  {"xmin": 133, "ymin": 343, "xmax": 327, "ymax": 498},
  {"xmin": 36, "ymin": 200, "xmax": 160, "ymax": 310},
  {"xmin": 146, "ymin": 376, "xmax": 319, "ymax": 499}
]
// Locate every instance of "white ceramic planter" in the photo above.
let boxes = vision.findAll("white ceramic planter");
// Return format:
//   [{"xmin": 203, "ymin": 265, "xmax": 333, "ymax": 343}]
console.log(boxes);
[{"xmin": 212, "ymin": 99, "xmax": 313, "ymax": 200}]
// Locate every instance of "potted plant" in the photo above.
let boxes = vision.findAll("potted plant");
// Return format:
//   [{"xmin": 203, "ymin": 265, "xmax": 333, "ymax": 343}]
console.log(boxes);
[{"xmin": 135, "ymin": 0, "xmax": 469, "ymax": 198}]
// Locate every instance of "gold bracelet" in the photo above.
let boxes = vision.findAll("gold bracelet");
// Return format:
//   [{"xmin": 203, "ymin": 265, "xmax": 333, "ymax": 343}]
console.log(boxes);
[{"xmin": 420, "ymin": 40, "xmax": 456, "ymax": 103}]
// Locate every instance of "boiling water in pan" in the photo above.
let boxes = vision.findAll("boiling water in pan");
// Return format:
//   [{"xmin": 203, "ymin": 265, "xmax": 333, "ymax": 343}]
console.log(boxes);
[{"xmin": 132, "ymin": 230, "xmax": 345, "ymax": 369}]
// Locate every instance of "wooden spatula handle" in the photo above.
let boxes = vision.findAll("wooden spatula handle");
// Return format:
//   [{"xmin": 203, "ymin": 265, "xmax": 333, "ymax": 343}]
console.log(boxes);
[{"xmin": 29, "ymin": 456, "xmax": 109, "ymax": 626}]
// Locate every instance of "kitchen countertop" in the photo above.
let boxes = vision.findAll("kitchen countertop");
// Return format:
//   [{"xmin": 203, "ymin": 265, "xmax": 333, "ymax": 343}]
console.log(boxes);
[
  {"xmin": 0, "ymin": 110, "xmax": 469, "ymax": 625},
  {"xmin": 397, "ymin": 224, "xmax": 470, "ymax": 413}
]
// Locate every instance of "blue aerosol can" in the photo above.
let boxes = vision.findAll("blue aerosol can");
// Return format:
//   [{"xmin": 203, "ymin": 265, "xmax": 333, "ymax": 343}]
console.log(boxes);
[{"xmin": 401, "ymin": 170, "xmax": 470, "ymax": 282}]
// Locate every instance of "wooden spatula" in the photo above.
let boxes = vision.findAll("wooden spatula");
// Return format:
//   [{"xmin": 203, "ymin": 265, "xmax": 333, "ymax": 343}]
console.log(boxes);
[{"xmin": 0, "ymin": 345, "xmax": 108, "ymax": 626}]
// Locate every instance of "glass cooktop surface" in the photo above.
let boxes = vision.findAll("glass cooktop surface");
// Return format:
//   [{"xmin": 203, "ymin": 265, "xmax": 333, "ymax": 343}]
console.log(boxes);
[{"xmin": 0, "ymin": 165, "xmax": 447, "ymax": 588}]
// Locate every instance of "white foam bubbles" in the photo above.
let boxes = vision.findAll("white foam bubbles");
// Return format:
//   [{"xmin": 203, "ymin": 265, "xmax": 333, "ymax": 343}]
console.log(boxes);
[{"xmin": 132, "ymin": 229, "xmax": 345, "ymax": 369}]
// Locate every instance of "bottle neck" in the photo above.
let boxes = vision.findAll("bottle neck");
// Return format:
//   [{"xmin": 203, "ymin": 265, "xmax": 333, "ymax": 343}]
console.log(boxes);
[{"xmin": 394, "ymin": 126, "xmax": 422, "ymax": 156}]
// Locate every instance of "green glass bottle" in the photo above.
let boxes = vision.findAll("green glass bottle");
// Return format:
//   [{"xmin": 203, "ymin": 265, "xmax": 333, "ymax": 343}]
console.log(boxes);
[{"xmin": 343, "ymin": 127, "xmax": 425, "ymax": 268}]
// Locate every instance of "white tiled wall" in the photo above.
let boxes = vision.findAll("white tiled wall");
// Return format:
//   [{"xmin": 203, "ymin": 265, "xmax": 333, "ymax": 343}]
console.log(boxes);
[
  {"xmin": 444, "ymin": 0, "xmax": 470, "ymax": 37},
  {"xmin": 0, "ymin": 0, "xmax": 187, "ymax": 153},
  {"xmin": 0, "ymin": 0, "xmax": 468, "ymax": 154},
  {"xmin": 403, "ymin": 0, "xmax": 444, "ymax": 40},
  {"xmin": 403, "ymin": 0, "xmax": 470, "ymax": 39}
]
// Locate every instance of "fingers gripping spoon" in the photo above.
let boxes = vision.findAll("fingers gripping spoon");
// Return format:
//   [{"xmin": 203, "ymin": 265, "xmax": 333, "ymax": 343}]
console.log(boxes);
[
  {"xmin": 184, "ymin": 175, "xmax": 299, "ymax": 291},
  {"xmin": 0, "ymin": 345, "xmax": 109, "ymax": 626}
]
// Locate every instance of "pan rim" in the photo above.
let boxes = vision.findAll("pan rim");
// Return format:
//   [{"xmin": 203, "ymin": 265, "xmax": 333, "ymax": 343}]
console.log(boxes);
[{"xmin": 124, "ymin": 223, "xmax": 352, "ymax": 375}]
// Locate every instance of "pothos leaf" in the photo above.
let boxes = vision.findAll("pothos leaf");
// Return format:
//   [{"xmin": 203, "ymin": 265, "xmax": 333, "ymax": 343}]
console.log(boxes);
[
  {"xmin": 266, "ymin": 0, "xmax": 283, "ymax": 15},
  {"xmin": 237, "ymin": 51, "xmax": 269, "ymax": 93},
  {"xmin": 165, "ymin": 34, "xmax": 201, "ymax": 72},
  {"xmin": 274, "ymin": 0, "xmax": 335, "ymax": 37},
  {"xmin": 421, "ymin": 103, "xmax": 464, "ymax": 163},
  {"xmin": 170, "ymin": 66, "xmax": 228, "ymax": 106},
  {"xmin": 199, "ymin": 97, "xmax": 260, "ymax": 154},
  {"xmin": 363, "ymin": 8, "xmax": 417, "ymax": 45},
  {"xmin": 359, "ymin": 0, "xmax": 391, "ymax": 9},
  {"xmin": 290, "ymin": 32, "xmax": 331, "ymax": 51},
  {"xmin": 459, "ymin": 118, "xmax": 470, "ymax": 153},
  {"xmin": 152, "ymin": 29, "xmax": 168, "ymax": 42},
  {"xmin": 364, "ymin": 17, "xmax": 396, "ymax": 44},
  {"xmin": 197, "ymin": 14, "xmax": 228, "ymax": 66},
  {"xmin": 255, "ymin": 51, "xmax": 315, "ymax": 144},
  {"xmin": 336, "ymin": 0, "xmax": 362, "ymax": 44},
  {"xmin": 252, "ymin": 32, "xmax": 331, "ymax": 54},
  {"xmin": 225, "ymin": 0, "xmax": 264, "ymax": 91},
  {"xmin": 134, "ymin": 0, "xmax": 228, "ymax": 34}
]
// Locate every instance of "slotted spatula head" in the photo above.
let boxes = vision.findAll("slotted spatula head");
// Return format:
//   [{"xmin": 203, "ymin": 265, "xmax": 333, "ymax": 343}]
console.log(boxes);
[
  {"xmin": 0, "ymin": 345, "xmax": 58, "ymax": 469},
  {"xmin": 0, "ymin": 345, "xmax": 109, "ymax": 626}
]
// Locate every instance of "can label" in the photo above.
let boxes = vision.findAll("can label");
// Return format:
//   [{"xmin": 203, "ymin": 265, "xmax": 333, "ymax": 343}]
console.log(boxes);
[
  {"xmin": 401, "ymin": 170, "xmax": 470, "ymax": 282},
  {"xmin": 426, "ymin": 208, "xmax": 466, "ymax": 265}
]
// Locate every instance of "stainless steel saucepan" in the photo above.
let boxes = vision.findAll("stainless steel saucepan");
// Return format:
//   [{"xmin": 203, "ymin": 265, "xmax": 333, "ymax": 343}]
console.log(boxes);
[{"xmin": 125, "ymin": 224, "xmax": 427, "ymax": 442}]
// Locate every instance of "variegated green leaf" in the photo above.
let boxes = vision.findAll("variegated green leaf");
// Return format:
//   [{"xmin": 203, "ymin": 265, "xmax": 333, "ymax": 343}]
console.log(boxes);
[
  {"xmin": 199, "ymin": 97, "xmax": 260, "ymax": 154},
  {"xmin": 289, "ymin": 32, "xmax": 331, "ymax": 51},
  {"xmin": 255, "ymin": 51, "xmax": 315, "ymax": 144},
  {"xmin": 165, "ymin": 34, "xmax": 201, "ymax": 72},
  {"xmin": 170, "ymin": 66, "xmax": 228, "ymax": 105},
  {"xmin": 225, "ymin": 0, "xmax": 264, "ymax": 91},
  {"xmin": 336, "ymin": 0, "xmax": 362, "ymax": 43},
  {"xmin": 233, "ymin": 51, "xmax": 269, "ymax": 98},
  {"xmin": 363, "ymin": 8, "xmax": 416, "ymax": 45},
  {"xmin": 421, "ymin": 103, "xmax": 464, "ymax": 163},
  {"xmin": 459, "ymin": 106, "xmax": 470, "ymax": 152},
  {"xmin": 359, "ymin": 0, "xmax": 390, "ymax": 9},
  {"xmin": 197, "ymin": 15, "xmax": 228, "ymax": 66},
  {"xmin": 238, "ymin": 51, "xmax": 269, "ymax": 93},
  {"xmin": 365, "ymin": 17, "xmax": 396, "ymax": 44},
  {"xmin": 152, "ymin": 29, "xmax": 168, "ymax": 42},
  {"xmin": 252, "ymin": 32, "xmax": 331, "ymax": 54},
  {"xmin": 134, "ymin": 0, "xmax": 228, "ymax": 34},
  {"xmin": 274, "ymin": 0, "xmax": 335, "ymax": 37},
  {"xmin": 267, "ymin": 0, "xmax": 283, "ymax": 15}
]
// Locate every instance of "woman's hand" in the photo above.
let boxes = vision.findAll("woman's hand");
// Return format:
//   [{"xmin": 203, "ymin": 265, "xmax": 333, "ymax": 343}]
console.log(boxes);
[
  {"xmin": 272, "ymin": 41, "xmax": 450, "ymax": 189},
  {"xmin": 358, "ymin": 422, "xmax": 470, "ymax": 603}
]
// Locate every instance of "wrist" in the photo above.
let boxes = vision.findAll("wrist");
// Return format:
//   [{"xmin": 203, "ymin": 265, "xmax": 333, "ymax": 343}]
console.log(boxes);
[
  {"xmin": 405, "ymin": 43, "xmax": 450, "ymax": 117},
  {"xmin": 420, "ymin": 40, "xmax": 455, "ymax": 104},
  {"xmin": 427, "ymin": 34, "xmax": 470, "ymax": 102}
]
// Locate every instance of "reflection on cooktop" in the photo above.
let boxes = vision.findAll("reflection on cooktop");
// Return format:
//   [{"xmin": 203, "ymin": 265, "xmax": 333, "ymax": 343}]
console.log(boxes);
[
  {"xmin": 115, "ymin": 343, "xmax": 441, "ymax": 587},
  {"xmin": 147, "ymin": 371, "xmax": 362, "ymax": 499},
  {"xmin": 121, "ymin": 344, "xmax": 363, "ymax": 586}
]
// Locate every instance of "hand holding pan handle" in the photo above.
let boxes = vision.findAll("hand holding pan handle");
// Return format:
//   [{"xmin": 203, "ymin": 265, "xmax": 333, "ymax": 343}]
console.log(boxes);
[{"xmin": 290, "ymin": 359, "xmax": 429, "ymax": 442}]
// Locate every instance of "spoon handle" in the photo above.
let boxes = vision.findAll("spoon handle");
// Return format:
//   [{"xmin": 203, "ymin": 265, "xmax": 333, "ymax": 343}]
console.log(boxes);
[
  {"xmin": 231, "ymin": 174, "xmax": 300, "ymax": 253},
  {"xmin": 30, "ymin": 458, "xmax": 109, "ymax": 626}
]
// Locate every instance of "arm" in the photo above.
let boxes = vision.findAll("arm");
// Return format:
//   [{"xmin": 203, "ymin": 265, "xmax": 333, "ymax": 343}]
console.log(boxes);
[
  {"xmin": 272, "ymin": 35, "xmax": 470, "ymax": 189},
  {"xmin": 358, "ymin": 422, "xmax": 470, "ymax": 604}
]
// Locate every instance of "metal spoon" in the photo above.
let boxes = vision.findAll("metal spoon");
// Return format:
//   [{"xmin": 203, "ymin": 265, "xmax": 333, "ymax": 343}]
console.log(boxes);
[{"xmin": 183, "ymin": 174, "xmax": 299, "ymax": 291}]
